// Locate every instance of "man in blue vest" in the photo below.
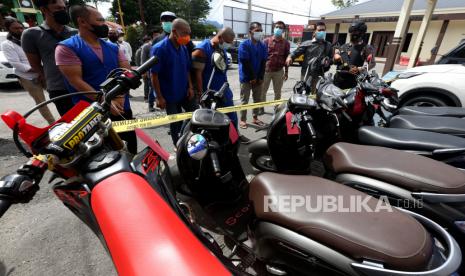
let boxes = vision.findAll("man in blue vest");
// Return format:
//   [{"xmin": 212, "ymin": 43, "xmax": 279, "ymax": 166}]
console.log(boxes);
[
  {"xmin": 55, "ymin": 5, "xmax": 137, "ymax": 154},
  {"xmin": 191, "ymin": 27, "xmax": 237, "ymax": 126},
  {"xmin": 150, "ymin": 18, "xmax": 197, "ymax": 148}
]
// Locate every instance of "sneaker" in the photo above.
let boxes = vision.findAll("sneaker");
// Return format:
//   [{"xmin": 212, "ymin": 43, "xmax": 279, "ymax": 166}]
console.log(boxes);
[
  {"xmin": 239, "ymin": 135, "xmax": 251, "ymax": 144},
  {"xmin": 148, "ymin": 106, "xmax": 155, "ymax": 112}
]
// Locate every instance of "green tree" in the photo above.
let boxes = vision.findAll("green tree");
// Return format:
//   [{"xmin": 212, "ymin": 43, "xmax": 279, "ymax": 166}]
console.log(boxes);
[
  {"xmin": 110, "ymin": 0, "xmax": 210, "ymax": 35},
  {"xmin": 331, "ymin": 0, "xmax": 359, "ymax": 9}
]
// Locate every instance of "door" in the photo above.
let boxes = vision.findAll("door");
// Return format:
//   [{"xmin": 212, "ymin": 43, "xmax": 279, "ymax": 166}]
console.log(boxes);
[{"xmin": 372, "ymin": 31, "xmax": 394, "ymax": 58}]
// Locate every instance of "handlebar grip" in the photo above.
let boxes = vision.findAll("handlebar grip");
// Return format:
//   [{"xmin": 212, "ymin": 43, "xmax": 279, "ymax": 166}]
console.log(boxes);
[
  {"xmin": 0, "ymin": 199, "xmax": 12, "ymax": 218},
  {"xmin": 135, "ymin": 56, "xmax": 159, "ymax": 76},
  {"xmin": 210, "ymin": 151, "xmax": 221, "ymax": 177},
  {"xmin": 306, "ymin": 122, "xmax": 317, "ymax": 139}
]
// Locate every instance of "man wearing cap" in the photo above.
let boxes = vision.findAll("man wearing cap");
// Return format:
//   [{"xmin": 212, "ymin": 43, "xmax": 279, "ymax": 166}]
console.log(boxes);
[{"xmin": 152, "ymin": 11, "xmax": 177, "ymax": 45}]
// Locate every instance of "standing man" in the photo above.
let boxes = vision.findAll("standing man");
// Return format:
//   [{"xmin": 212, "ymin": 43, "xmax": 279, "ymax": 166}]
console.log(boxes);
[
  {"xmin": 142, "ymin": 28, "xmax": 161, "ymax": 111},
  {"xmin": 238, "ymin": 22, "xmax": 267, "ymax": 129},
  {"xmin": 22, "ymin": 0, "xmax": 77, "ymax": 116},
  {"xmin": 136, "ymin": 35, "xmax": 151, "ymax": 103},
  {"xmin": 150, "ymin": 18, "xmax": 197, "ymax": 147},
  {"xmin": 1, "ymin": 16, "xmax": 55, "ymax": 124},
  {"xmin": 192, "ymin": 27, "xmax": 237, "ymax": 127},
  {"xmin": 55, "ymin": 5, "xmax": 137, "ymax": 154},
  {"xmin": 286, "ymin": 21, "xmax": 332, "ymax": 93},
  {"xmin": 333, "ymin": 20, "xmax": 376, "ymax": 89},
  {"xmin": 152, "ymin": 11, "xmax": 177, "ymax": 45},
  {"xmin": 263, "ymin": 21, "xmax": 290, "ymax": 105},
  {"xmin": 118, "ymin": 32, "xmax": 133, "ymax": 63}
]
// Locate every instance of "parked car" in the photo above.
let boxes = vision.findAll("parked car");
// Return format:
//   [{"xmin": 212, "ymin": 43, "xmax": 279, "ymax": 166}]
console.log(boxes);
[
  {"xmin": 0, "ymin": 32, "xmax": 18, "ymax": 84},
  {"xmin": 289, "ymin": 41, "xmax": 304, "ymax": 65},
  {"xmin": 388, "ymin": 64, "xmax": 465, "ymax": 107},
  {"xmin": 436, "ymin": 39, "xmax": 465, "ymax": 65}
]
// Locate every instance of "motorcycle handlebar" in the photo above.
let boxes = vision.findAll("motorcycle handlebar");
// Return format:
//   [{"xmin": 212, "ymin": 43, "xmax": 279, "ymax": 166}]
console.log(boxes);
[
  {"xmin": 135, "ymin": 56, "xmax": 159, "ymax": 76},
  {"xmin": 0, "ymin": 199, "xmax": 11, "ymax": 218},
  {"xmin": 210, "ymin": 151, "xmax": 221, "ymax": 177}
]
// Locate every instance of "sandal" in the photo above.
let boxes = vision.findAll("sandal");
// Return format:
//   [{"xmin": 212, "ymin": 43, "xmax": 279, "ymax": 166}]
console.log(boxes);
[
  {"xmin": 239, "ymin": 121, "xmax": 248, "ymax": 129},
  {"xmin": 252, "ymin": 119, "xmax": 265, "ymax": 126}
]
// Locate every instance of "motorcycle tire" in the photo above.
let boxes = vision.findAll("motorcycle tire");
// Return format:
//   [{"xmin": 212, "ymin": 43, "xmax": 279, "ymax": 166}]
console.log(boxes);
[{"xmin": 250, "ymin": 153, "xmax": 277, "ymax": 172}]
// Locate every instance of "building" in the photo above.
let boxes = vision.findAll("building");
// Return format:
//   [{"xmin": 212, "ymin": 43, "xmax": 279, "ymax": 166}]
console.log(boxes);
[{"xmin": 311, "ymin": 0, "xmax": 465, "ymax": 66}]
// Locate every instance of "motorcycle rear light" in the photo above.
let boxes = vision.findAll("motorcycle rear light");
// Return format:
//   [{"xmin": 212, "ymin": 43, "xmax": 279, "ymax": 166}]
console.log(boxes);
[{"xmin": 455, "ymin": 221, "xmax": 465, "ymax": 233}]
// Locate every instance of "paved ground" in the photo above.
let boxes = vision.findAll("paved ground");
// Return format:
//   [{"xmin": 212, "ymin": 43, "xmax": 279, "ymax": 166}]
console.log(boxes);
[{"xmin": 0, "ymin": 61, "xmax": 399, "ymax": 275}]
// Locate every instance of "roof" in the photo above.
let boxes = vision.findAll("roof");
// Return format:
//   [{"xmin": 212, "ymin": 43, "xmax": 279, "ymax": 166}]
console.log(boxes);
[{"xmin": 322, "ymin": 0, "xmax": 465, "ymax": 17}]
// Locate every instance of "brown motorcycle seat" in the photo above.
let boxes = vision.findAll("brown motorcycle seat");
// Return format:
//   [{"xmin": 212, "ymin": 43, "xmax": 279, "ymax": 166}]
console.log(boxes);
[
  {"xmin": 249, "ymin": 172, "xmax": 432, "ymax": 271},
  {"xmin": 325, "ymin": 142, "xmax": 465, "ymax": 194}
]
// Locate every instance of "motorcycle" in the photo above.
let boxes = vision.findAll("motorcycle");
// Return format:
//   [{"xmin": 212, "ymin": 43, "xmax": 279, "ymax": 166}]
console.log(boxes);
[
  {"xmin": 174, "ymin": 52, "xmax": 462, "ymax": 276},
  {"xmin": 0, "ymin": 57, "xmax": 236, "ymax": 275}
]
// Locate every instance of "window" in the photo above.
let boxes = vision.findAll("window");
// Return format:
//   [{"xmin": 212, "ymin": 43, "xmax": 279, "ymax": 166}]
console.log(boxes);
[{"xmin": 402, "ymin": 33, "xmax": 413, "ymax": 52}]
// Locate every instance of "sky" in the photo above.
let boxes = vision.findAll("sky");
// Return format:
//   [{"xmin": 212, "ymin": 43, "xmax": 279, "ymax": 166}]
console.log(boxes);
[{"xmin": 99, "ymin": 0, "xmax": 370, "ymax": 25}]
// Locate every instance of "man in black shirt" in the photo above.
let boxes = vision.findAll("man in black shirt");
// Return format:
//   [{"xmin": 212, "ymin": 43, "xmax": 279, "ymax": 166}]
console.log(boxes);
[
  {"xmin": 333, "ymin": 20, "xmax": 376, "ymax": 89},
  {"xmin": 286, "ymin": 22, "xmax": 332, "ymax": 93}
]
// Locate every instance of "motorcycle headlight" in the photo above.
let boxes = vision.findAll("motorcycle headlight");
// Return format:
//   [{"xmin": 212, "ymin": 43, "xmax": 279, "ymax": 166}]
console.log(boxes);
[
  {"xmin": 395, "ymin": 72, "xmax": 425, "ymax": 79},
  {"xmin": 187, "ymin": 134, "xmax": 208, "ymax": 160}
]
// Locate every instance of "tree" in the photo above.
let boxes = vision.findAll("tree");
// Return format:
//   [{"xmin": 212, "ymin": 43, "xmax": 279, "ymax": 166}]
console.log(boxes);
[
  {"xmin": 110, "ymin": 0, "xmax": 210, "ymax": 34},
  {"xmin": 331, "ymin": 0, "xmax": 359, "ymax": 9}
]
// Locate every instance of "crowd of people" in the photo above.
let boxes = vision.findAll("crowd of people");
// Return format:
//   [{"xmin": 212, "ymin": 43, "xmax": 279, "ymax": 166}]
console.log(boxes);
[{"xmin": 1, "ymin": 0, "xmax": 375, "ymax": 151}]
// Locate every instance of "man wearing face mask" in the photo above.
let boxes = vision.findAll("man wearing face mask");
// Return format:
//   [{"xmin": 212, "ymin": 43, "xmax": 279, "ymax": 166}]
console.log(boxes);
[
  {"xmin": 54, "ymin": 5, "xmax": 137, "ymax": 154},
  {"xmin": 1, "ymin": 16, "xmax": 55, "ymax": 124},
  {"xmin": 263, "ymin": 21, "xmax": 290, "ymax": 106},
  {"xmin": 238, "ymin": 22, "xmax": 268, "ymax": 129},
  {"xmin": 22, "ymin": 0, "xmax": 77, "ymax": 116},
  {"xmin": 286, "ymin": 21, "xmax": 332, "ymax": 93},
  {"xmin": 192, "ymin": 27, "xmax": 238, "ymax": 128},
  {"xmin": 333, "ymin": 20, "xmax": 376, "ymax": 90},
  {"xmin": 152, "ymin": 11, "xmax": 176, "ymax": 45},
  {"xmin": 150, "ymin": 18, "xmax": 197, "ymax": 147}
]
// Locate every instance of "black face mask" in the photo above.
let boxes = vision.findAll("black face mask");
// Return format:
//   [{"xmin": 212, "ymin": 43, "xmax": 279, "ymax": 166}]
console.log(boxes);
[
  {"xmin": 91, "ymin": 24, "xmax": 109, "ymax": 38},
  {"xmin": 108, "ymin": 35, "xmax": 118, "ymax": 43},
  {"xmin": 52, "ymin": 10, "xmax": 70, "ymax": 25}
]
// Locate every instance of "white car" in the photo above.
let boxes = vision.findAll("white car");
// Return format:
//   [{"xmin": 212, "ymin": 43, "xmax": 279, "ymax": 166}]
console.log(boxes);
[
  {"xmin": 389, "ymin": 64, "xmax": 465, "ymax": 107},
  {"xmin": 0, "ymin": 32, "xmax": 18, "ymax": 84}
]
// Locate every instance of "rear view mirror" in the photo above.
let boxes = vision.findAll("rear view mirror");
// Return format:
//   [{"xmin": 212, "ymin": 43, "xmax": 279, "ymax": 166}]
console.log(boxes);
[{"xmin": 212, "ymin": 52, "xmax": 227, "ymax": 72}]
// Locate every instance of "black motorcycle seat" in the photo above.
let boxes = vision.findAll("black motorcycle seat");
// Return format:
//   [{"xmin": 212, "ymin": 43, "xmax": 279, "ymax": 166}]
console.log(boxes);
[
  {"xmin": 325, "ymin": 142, "xmax": 465, "ymax": 194},
  {"xmin": 390, "ymin": 115, "xmax": 465, "ymax": 137},
  {"xmin": 398, "ymin": 106, "xmax": 465, "ymax": 118},
  {"xmin": 250, "ymin": 172, "xmax": 433, "ymax": 271},
  {"xmin": 358, "ymin": 126, "xmax": 465, "ymax": 152}
]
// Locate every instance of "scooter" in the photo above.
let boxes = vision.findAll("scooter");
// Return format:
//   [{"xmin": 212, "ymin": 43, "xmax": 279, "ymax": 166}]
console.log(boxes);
[
  {"xmin": 174, "ymin": 51, "xmax": 462, "ymax": 276},
  {"xmin": 0, "ymin": 57, "xmax": 236, "ymax": 275},
  {"xmin": 324, "ymin": 142, "xmax": 465, "ymax": 273}
]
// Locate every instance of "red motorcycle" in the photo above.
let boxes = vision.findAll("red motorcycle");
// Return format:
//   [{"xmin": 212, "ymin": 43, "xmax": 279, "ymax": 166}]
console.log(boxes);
[{"xmin": 0, "ymin": 57, "xmax": 235, "ymax": 275}]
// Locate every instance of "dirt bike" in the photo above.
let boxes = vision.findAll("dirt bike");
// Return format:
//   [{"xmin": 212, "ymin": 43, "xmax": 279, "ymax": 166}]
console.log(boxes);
[{"xmin": 0, "ymin": 57, "xmax": 236, "ymax": 275}]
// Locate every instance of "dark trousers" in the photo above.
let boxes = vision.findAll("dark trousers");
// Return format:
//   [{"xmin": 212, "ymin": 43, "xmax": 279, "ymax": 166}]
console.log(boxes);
[
  {"xmin": 48, "ymin": 89, "xmax": 74, "ymax": 116},
  {"xmin": 166, "ymin": 97, "xmax": 198, "ymax": 146},
  {"xmin": 110, "ymin": 109, "xmax": 138, "ymax": 154},
  {"xmin": 143, "ymin": 77, "xmax": 150, "ymax": 100}
]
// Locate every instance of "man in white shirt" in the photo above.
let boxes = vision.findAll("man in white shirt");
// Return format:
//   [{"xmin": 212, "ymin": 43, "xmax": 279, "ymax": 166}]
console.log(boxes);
[
  {"xmin": 118, "ymin": 32, "xmax": 132, "ymax": 63},
  {"xmin": 1, "ymin": 17, "xmax": 55, "ymax": 124}
]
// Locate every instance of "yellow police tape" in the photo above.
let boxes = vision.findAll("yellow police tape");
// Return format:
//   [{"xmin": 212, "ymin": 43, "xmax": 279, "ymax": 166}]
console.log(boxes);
[{"xmin": 112, "ymin": 99, "xmax": 288, "ymax": 133}]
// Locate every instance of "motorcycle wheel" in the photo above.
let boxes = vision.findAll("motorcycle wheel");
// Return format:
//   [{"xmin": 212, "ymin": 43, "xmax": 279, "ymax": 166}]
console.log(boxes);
[{"xmin": 250, "ymin": 153, "xmax": 277, "ymax": 172}]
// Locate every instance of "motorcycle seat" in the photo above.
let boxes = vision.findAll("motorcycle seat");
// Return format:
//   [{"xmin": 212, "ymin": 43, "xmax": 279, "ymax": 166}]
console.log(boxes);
[
  {"xmin": 397, "ymin": 106, "xmax": 465, "ymax": 118},
  {"xmin": 325, "ymin": 142, "xmax": 465, "ymax": 194},
  {"xmin": 249, "ymin": 172, "xmax": 433, "ymax": 271},
  {"xmin": 358, "ymin": 126, "xmax": 465, "ymax": 152},
  {"xmin": 390, "ymin": 115, "xmax": 465, "ymax": 137}
]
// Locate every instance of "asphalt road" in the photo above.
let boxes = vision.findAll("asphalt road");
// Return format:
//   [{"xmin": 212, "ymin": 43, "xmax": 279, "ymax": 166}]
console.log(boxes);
[{"xmin": 0, "ymin": 62, "xmax": 390, "ymax": 275}]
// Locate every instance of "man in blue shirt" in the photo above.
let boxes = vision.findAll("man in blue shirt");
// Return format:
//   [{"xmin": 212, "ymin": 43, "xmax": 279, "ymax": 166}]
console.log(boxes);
[
  {"xmin": 238, "ymin": 22, "xmax": 268, "ymax": 129},
  {"xmin": 151, "ymin": 18, "xmax": 197, "ymax": 147},
  {"xmin": 191, "ymin": 27, "xmax": 237, "ymax": 126},
  {"xmin": 55, "ymin": 5, "xmax": 137, "ymax": 154}
]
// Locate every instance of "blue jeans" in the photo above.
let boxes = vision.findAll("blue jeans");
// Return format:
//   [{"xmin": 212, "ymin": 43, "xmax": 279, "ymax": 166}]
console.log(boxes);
[{"xmin": 166, "ymin": 97, "xmax": 199, "ymax": 146}]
